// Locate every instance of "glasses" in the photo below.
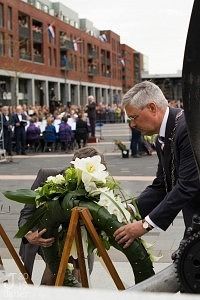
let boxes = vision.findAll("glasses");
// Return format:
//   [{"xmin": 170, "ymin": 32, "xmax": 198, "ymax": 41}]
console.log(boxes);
[
  {"xmin": 127, "ymin": 115, "xmax": 140, "ymax": 122},
  {"xmin": 127, "ymin": 106, "xmax": 147, "ymax": 123}
]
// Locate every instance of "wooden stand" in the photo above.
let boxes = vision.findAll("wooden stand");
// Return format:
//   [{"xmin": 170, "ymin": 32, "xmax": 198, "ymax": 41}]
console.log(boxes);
[
  {"xmin": 0, "ymin": 224, "xmax": 33, "ymax": 284},
  {"xmin": 55, "ymin": 207, "xmax": 125, "ymax": 290}
]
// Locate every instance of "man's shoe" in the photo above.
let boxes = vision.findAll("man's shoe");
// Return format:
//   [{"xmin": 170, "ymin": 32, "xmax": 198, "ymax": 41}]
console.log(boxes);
[{"xmin": 21, "ymin": 152, "xmax": 27, "ymax": 155}]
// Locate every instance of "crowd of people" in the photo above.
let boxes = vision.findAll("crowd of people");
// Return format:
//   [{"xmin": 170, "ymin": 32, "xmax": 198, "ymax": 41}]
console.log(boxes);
[{"xmin": 0, "ymin": 98, "xmax": 126, "ymax": 157}]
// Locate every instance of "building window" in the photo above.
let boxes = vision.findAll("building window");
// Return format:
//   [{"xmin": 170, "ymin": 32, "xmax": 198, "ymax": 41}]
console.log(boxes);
[
  {"xmin": 0, "ymin": 32, "xmax": 5, "ymax": 56},
  {"xmin": 8, "ymin": 35, "xmax": 13, "ymax": 57},
  {"xmin": 7, "ymin": 6, "xmax": 12, "ymax": 30},
  {"xmin": 0, "ymin": 3, "xmax": 4, "ymax": 28}
]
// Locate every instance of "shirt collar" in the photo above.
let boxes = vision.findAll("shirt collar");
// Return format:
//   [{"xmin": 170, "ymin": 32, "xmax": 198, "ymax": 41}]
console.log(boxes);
[{"xmin": 159, "ymin": 106, "xmax": 169, "ymax": 138}]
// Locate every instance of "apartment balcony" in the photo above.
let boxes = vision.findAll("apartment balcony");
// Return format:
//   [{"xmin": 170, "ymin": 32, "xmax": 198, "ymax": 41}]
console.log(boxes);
[
  {"xmin": 34, "ymin": 54, "xmax": 43, "ymax": 63},
  {"xmin": 60, "ymin": 39, "xmax": 74, "ymax": 51},
  {"xmin": 88, "ymin": 49, "xmax": 97, "ymax": 60},
  {"xmin": 101, "ymin": 57, "xmax": 110, "ymax": 65},
  {"xmin": 88, "ymin": 67, "xmax": 98, "ymax": 77},
  {"xmin": 102, "ymin": 72, "xmax": 111, "ymax": 78},
  {"xmin": 33, "ymin": 31, "xmax": 42, "ymax": 43},
  {"xmin": 19, "ymin": 26, "xmax": 30, "ymax": 39},
  {"xmin": 20, "ymin": 53, "xmax": 31, "ymax": 60},
  {"xmin": 60, "ymin": 61, "xmax": 73, "ymax": 71}
]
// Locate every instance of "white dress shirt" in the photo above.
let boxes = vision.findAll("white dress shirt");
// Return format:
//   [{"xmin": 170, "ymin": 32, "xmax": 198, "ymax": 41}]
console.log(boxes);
[{"xmin": 145, "ymin": 106, "xmax": 169, "ymax": 230}]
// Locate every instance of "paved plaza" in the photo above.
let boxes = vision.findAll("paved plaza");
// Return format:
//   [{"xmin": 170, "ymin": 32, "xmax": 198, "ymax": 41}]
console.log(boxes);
[{"xmin": 0, "ymin": 123, "xmax": 184, "ymax": 288}]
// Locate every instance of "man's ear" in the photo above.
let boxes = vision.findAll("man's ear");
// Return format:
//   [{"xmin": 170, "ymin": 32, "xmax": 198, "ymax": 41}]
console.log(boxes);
[{"xmin": 147, "ymin": 102, "xmax": 157, "ymax": 112}]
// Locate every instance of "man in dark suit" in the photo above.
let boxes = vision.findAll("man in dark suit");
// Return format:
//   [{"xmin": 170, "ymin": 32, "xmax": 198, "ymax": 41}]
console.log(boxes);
[
  {"xmin": 12, "ymin": 105, "xmax": 27, "ymax": 155},
  {"xmin": 114, "ymin": 81, "xmax": 200, "ymax": 248},
  {"xmin": 1, "ymin": 106, "xmax": 13, "ymax": 157},
  {"xmin": 86, "ymin": 95, "xmax": 96, "ymax": 138}
]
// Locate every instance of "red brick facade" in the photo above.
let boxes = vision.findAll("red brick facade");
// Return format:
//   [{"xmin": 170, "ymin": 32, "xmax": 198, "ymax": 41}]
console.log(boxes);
[{"xmin": 0, "ymin": 0, "xmax": 143, "ymax": 106}]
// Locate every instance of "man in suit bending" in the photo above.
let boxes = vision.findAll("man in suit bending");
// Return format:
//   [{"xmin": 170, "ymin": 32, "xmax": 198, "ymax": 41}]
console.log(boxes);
[{"xmin": 114, "ymin": 81, "xmax": 200, "ymax": 248}]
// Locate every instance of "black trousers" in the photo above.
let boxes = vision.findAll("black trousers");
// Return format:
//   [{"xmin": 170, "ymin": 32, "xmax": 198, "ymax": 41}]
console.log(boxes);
[
  {"xmin": 89, "ymin": 118, "xmax": 96, "ymax": 137},
  {"xmin": 15, "ymin": 127, "xmax": 26, "ymax": 154}
]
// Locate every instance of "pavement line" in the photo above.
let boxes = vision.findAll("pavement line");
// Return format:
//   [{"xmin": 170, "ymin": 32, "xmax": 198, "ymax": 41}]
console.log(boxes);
[
  {"xmin": 4, "ymin": 152, "xmax": 156, "ymax": 159},
  {"xmin": 0, "ymin": 175, "xmax": 155, "ymax": 181},
  {"xmin": 3, "ymin": 152, "xmax": 124, "ymax": 159}
]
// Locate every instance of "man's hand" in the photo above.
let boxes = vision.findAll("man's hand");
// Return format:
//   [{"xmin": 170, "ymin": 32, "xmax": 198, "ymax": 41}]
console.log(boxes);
[
  {"xmin": 25, "ymin": 229, "xmax": 55, "ymax": 247},
  {"xmin": 113, "ymin": 220, "xmax": 146, "ymax": 249}
]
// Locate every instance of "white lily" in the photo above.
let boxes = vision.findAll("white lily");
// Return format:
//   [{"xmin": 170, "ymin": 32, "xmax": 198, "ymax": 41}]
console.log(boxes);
[
  {"xmin": 98, "ymin": 189, "xmax": 131, "ymax": 223},
  {"xmin": 84, "ymin": 181, "xmax": 98, "ymax": 194},
  {"xmin": 71, "ymin": 156, "xmax": 109, "ymax": 184}
]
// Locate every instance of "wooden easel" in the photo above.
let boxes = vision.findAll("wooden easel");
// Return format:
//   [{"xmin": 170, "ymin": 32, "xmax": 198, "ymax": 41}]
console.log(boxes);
[
  {"xmin": 0, "ymin": 224, "xmax": 33, "ymax": 284},
  {"xmin": 55, "ymin": 207, "xmax": 125, "ymax": 290}
]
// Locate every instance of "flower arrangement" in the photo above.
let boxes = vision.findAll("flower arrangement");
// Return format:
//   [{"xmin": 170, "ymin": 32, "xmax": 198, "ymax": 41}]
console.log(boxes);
[{"xmin": 3, "ymin": 155, "xmax": 155, "ymax": 286}]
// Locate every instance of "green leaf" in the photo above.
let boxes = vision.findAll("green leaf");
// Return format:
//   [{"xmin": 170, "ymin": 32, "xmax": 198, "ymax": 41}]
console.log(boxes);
[
  {"xmin": 3, "ymin": 189, "xmax": 36, "ymax": 204},
  {"xmin": 15, "ymin": 204, "xmax": 47, "ymax": 238}
]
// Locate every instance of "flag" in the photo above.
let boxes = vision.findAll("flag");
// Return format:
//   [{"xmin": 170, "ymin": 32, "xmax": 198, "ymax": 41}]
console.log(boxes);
[
  {"xmin": 99, "ymin": 34, "xmax": 107, "ymax": 42},
  {"xmin": 48, "ymin": 24, "xmax": 55, "ymax": 39},
  {"xmin": 73, "ymin": 40, "xmax": 78, "ymax": 51},
  {"xmin": 101, "ymin": 34, "xmax": 107, "ymax": 42},
  {"xmin": 120, "ymin": 58, "xmax": 125, "ymax": 66},
  {"xmin": 73, "ymin": 37, "xmax": 82, "ymax": 51}
]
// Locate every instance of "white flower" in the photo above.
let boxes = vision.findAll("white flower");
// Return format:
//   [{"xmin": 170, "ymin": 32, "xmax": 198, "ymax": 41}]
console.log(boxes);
[
  {"xmin": 71, "ymin": 155, "xmax": 109, "ymax": 184},
  {"xmin": 98, "ymin": 190, "xmax": 131, "ymax": 223},
  {"xmin": 46, "ymin": 174, "xmax": 65, "ymax": 185},
  {"xmin": 84, "ymin": 181, "xmax": 98, "ymax": 193}
]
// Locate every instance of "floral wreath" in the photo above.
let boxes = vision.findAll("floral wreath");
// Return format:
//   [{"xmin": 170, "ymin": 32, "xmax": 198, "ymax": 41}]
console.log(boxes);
[{"xmin": 4, "ymin": 155, "xmax": 155, "ymax": 286}]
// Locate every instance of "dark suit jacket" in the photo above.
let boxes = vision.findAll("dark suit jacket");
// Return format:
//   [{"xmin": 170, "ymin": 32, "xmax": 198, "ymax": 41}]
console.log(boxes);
[
  {"xmin": 2, "ymin": 114, "xmax": 12, "ymax": 132},
  {"xmin": 18, "ymin": 168, "xmax": 63, "ymax": 276},
  {"xmin": 86, "ymin": 102, "xmax": 96, "ymax": 120},
  {"xmin": 137, "ymin": 107, "xmax": 200, "ymax": 231},
  {"xmin": 12, "ymin": 113, "xmax": 27, "ymax": 131},
  {"xmin": 2, "ymin": 114, "xmax": 12, "ymax": 152}
]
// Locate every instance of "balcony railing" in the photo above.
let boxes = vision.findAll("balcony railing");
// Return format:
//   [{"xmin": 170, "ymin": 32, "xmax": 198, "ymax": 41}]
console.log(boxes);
[
  {"xmin": 102, "ymin": 57, "xmax": 111, "ymax": 65},
  {"xmin": 34, "ymin": 54, "xmax": 43, "ymax": 63},
  {"xmin": 33, "ymin": 31, "xmax": 42, "ymax": 43},
  {"xmin": 88, "ymin": 68, "xmax": 98, "ymax": 76},
  {"xmin": 20, "ymin": 53, "xmax": 31, "ymax": 60},
  {"xmin": 60, "ymin": 39, "xmax": 74, "ymax": 51},
  {"xmin": 19, "ymin": 26, "xmax": 30, "ymax": 39},
  {"xmin": 60, "ymin": 61, "xmax": 73, "ymax": 71},
  {"xmin": 88, "ymin": 49, "xmax": 97, "ymax": 60}
]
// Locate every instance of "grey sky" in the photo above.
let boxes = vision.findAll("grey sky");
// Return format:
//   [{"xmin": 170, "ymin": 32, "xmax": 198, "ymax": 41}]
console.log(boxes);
[{"xmin": 60, "ymin": 0, "xmax": 194, "ymax": 74}]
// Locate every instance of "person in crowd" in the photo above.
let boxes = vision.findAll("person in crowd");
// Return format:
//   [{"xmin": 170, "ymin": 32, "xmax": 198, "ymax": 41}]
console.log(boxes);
[
  {"xmin": 114, "ymin": 81, "xmax": 200, "ymax": 248},
  {"xmin": 130, "ymin": 127, "xmax": 141, "ymax": 158},
  {"xmin": 58, "ymin": 115, "xmax": 72, "ymax": 152},
  {"xmin": 86, "ymin": 95, "xmax": 96, "ymax": 138},
  {"xmin": 12, "ymin": 105, "xmax": 27, "ymax": 155},
  {"xmin": 1, "ymin": 106, "xmax": 13, "ymax": 158},
  {"xmin": 75, "ymin": 113, "xmax": 89, "ymax": 148},
  {"xmin": 43, "ymin": 117, "xmax": 57, "ymax": 152},
  {"xmin": 26, "ymin": 118, "xmax": 41, "ymax": 152}
]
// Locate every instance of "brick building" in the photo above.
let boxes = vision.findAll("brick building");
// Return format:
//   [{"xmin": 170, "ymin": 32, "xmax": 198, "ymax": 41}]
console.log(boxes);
[{"xmin": 0, "ymin": 0, "xmax": 144, "ymax": 107}]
